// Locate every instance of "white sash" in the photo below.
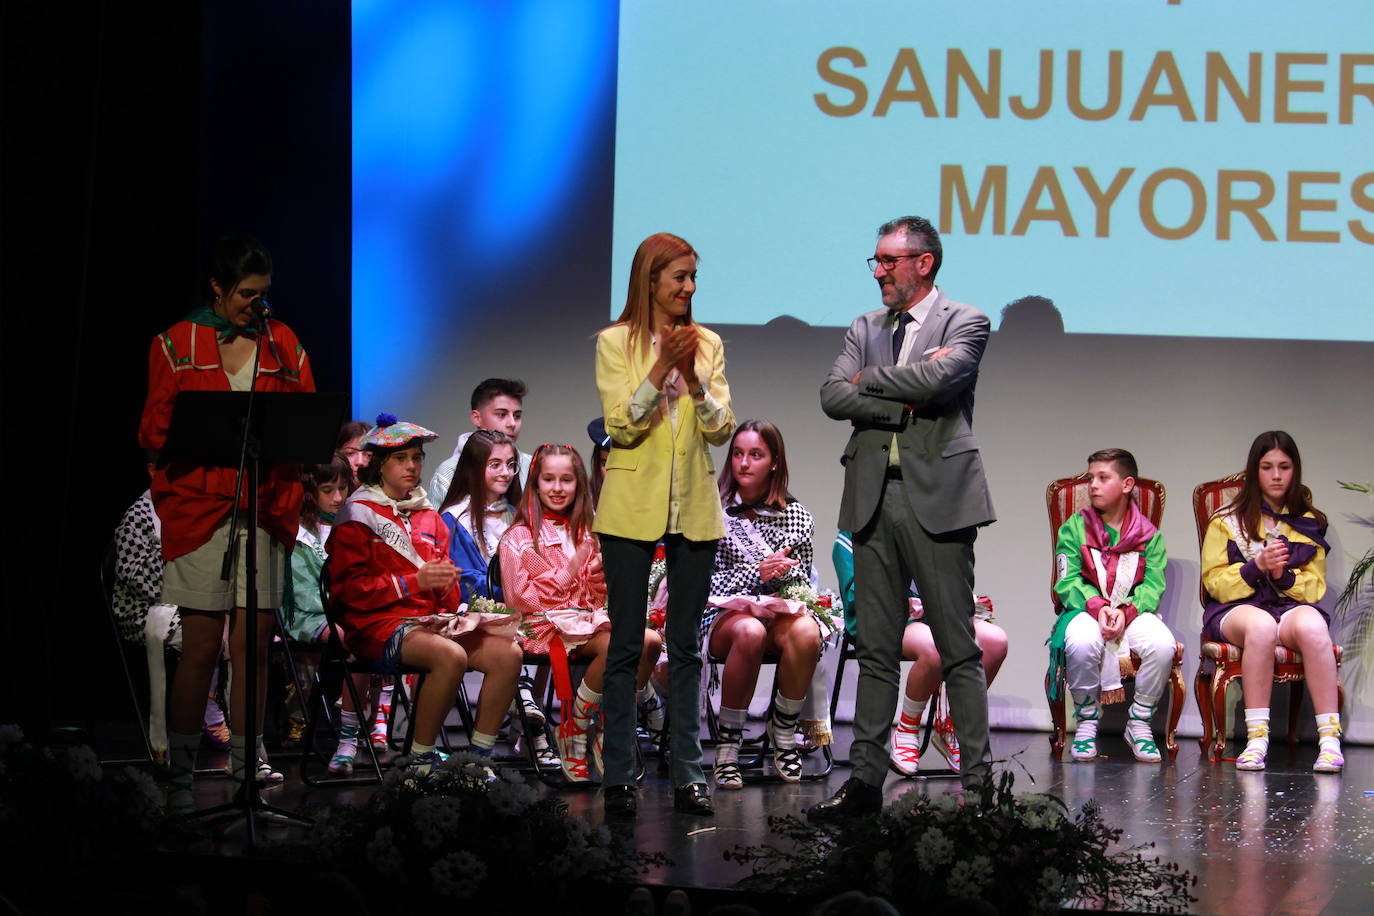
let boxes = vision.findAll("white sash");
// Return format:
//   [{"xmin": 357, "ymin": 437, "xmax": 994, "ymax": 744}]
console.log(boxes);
[
  {"xmin": 724, "ymin": 512, "xmax": 775, "ymax": 564},
  {"xmin": 336, "ymin": 501, "xmax": 424, "ymax": 570},
  {"xmin": 1087, "ymin": 547, "xmax": 1140, "ymax": 609}
]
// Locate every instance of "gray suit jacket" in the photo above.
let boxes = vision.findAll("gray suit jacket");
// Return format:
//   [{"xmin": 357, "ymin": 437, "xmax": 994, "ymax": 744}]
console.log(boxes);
[{"xmin": 820, "ymin": 290, "xmax": 996, "ymax": 535}]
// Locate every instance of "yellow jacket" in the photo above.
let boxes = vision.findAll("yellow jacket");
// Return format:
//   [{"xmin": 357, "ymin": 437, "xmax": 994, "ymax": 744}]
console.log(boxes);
[
  {"xmin": 1201, "ymin": 511, "xmax": 1327, "ymax": 606},
  {"xmin": 592, "ymin": 322, "xmax": 735, "ymax": 542}
]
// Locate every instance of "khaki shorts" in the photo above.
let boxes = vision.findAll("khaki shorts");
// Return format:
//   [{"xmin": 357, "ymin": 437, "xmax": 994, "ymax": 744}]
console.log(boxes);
[{"xmin": 161, "ymin": 513, "xmax": 287, "ymax": 612}]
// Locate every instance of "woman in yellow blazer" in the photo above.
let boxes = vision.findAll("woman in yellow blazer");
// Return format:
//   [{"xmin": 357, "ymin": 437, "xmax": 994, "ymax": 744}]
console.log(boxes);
[{"xmin": 593, "ymin": 232, "xmax": 735, "ymax": 817}]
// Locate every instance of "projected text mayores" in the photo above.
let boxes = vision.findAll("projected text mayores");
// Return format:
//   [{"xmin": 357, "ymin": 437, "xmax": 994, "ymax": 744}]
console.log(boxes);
[{"xmin": 815, "ymin": 48, "xmax": 1374, "ymax": 243}]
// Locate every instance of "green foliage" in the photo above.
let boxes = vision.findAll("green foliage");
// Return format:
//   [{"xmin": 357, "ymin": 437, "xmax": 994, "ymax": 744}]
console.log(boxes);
[{"xmin": 725, "ymin": 771, "xmax": 1195, "ymax": 914}]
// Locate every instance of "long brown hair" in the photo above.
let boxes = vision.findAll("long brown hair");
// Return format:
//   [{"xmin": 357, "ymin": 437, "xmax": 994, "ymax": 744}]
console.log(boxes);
[
  {"xmin": 438, "ymin": 430, "xmax": 521, "ymax": 560},
  {"xmin": 1223, "ymin": 430, "xmax": 1327, "ymax": 542},
  {"xmin": 613, "ymin": 232, "xmax": 698, "ymax": 360},
  {"xmin": 718, "ymin": 419, "xmax": 793, "ymax": 511},
  {"xmin": 513, "ymin": 444, "xmax": 595, "ymax": 554}
]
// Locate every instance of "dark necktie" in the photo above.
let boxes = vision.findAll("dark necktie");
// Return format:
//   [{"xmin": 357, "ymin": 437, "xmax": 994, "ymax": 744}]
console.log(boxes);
[{"xmin": 892, "ymin": 311, "xmax": 914, "ymax": 364}]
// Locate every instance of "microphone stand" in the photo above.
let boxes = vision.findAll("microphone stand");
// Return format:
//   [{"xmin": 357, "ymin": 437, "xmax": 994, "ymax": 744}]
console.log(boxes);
[{"xmin": 195, "ymin": 301, "xmax": 311, "ymax": 842}]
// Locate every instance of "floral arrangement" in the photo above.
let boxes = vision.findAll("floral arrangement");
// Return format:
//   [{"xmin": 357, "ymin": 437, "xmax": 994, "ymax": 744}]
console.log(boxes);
[
  {"xmin": 1334, "ymin": 479, "xmax": 1374, "ymax": 695},
  {"xmin": 725, "ymin": 771, "xmax": 1195, "ymax": 914},
  {"xmin": 468, "ymin": 596, "xmax": 514, "ymax": 616},
  {"xmin": 645, "ymin": 554, "xmax": 668, "ymax": 630},
  {"xmin": 0, "ymin": 726, "xmax": 190, "ymax": 910},
  {"xmin": 777, "ymin": 580, "xmax": 843, "ymax": 635},
  {"xmin": 278, "ymin": 750, "xmax": 668, "ymax": 907}
]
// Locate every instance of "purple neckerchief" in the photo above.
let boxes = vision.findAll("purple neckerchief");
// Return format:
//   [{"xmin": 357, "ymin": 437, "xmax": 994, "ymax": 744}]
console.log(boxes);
[
  {"xmin": 1078, "ymin": 502, "xmax": 1157, "ymax": 599},
  {"xmin": 1263, "ymin": 505, "xmax": 1330, "ymax": 551}
]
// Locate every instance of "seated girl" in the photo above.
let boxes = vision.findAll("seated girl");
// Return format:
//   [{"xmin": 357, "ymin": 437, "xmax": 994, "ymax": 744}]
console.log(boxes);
[
  {"xmin": 833, "ymin": 532, "xmax": 1007, "ymax": 776},
  {"xmin": 704, "ymin": 420, "xmax": 822, "ymax": 788},
  {"xmin": 325, "ymin": 415, "xmax": 523, "ymax": 772},
  {"xmin": 1202, "ymin": 430, "xmax": 1342, "ymax": 773},
  {"xmin": 499, "ymin": 444, "xmax": 663, "ymax": 783},
  {"xmin": 281, "ymin": 457, "xmax": 385, "ymax": 776},
  {"xmin": 437, "ymin": 429, "xmax": 521, "ymax": 603}
]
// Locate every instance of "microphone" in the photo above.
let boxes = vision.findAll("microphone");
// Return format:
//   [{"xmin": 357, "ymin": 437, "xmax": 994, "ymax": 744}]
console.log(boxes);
[{"xmin": 251, "ymin": 297, "xmax": 272, "ymax": 321}]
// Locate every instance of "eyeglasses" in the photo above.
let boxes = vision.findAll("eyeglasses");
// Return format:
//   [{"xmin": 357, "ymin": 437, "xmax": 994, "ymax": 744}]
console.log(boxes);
[{"xmin": 867, "ymin": 252, "xmax": 927, "ymax": 273}]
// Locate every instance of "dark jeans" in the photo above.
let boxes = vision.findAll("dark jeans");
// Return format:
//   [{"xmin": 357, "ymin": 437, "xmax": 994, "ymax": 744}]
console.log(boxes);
[{"xmin": 600, "ymin": 533, "xmax": 717, "ymax": 788}]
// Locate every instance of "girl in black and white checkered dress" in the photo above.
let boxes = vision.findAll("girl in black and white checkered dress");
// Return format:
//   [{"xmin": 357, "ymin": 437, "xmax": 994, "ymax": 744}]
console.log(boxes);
[{"xmin": 701, "ymin": 420, "xmax": 821, "ymax": 790}]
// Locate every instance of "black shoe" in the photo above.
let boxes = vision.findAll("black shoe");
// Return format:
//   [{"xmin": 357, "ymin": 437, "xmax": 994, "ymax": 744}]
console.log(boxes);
[
  {"xmin": 805, "ymin": 777, "xmax": 882, "ymax": 824},
  {"xmin": 604, "ymin": 784, "xmax": 637, "ymax": 819},
  {"xmin": 673, "ymin": 782, "xmax": 714, "ymax": 816}
]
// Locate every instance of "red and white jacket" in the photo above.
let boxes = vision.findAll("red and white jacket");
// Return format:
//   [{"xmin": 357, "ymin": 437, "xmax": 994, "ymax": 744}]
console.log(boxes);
[
  {"xmin": 138, "ymin": 319, "xmax": 315, "ymax": 561},
  {"xmin": 325, "ymin": 487, "xmax": 459, "ymax": 660}
]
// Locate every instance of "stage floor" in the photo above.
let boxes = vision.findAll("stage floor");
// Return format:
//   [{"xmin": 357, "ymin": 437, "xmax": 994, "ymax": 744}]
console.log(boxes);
[{"xmin": 180, "ymin": 724, "xmax": 1374, "ymax": 915}]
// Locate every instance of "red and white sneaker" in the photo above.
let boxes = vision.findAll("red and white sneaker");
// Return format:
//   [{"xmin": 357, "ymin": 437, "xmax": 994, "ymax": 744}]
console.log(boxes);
[
  {"xmin": 889, "ymin": 714, "xmax": 922, "ymax": 776},
  {"xmin": 932, "ymin": 713, "xmax": 961, "ymax": 773},
  {"xmin": 556, "ymin": 718, "xmax": 591, "ymax": 783}
]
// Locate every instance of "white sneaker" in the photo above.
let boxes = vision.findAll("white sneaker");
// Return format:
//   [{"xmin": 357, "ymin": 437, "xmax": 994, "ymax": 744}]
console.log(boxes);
[{"xmin": 1124, "ymin": 718, "xmax": 1162, "ymax": 763}]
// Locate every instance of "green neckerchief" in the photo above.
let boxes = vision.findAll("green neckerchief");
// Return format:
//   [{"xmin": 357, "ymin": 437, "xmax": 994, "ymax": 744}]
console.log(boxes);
[{"xmin": 186, "ymin": 304, "xmax": 259, "ymax": 340}]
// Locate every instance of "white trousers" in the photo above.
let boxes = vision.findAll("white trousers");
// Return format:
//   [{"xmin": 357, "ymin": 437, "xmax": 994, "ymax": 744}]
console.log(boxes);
[{"xmin": 1064, "ymin": 611, "xmax": 1174, "ymax": 707}]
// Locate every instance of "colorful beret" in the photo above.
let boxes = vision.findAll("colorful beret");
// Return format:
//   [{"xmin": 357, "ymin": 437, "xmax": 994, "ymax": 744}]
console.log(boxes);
[{"xmin": 361, "ymin": 413, "xmax": 439, "ymax": 449}]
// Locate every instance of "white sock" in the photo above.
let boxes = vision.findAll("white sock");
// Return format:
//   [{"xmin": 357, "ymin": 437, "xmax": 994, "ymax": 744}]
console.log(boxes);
[
  {"xmin": 770, "ymin": 694, "xmax": 804, "ymax": 750},
  {"xmin": 1127, "ymin": 696, "xmax": 1156, "ymax": 722},
  {"xmin": 470, "ymin": 730, "xmax": 496, "ymax": 755},
  {"xmin": 573, "ymin": 681, "xmax": 603, "ymax": 729},
  {"xmin": 1315, "ymin": 713, "xmax": 1341, "ymax": 752},
  {"xmin": 411, "ymin": 741, "xmax": 436, "ymax": 757},
  {"xmin": 1072, "ymin": 691, "xmax": 1100, "ymax": 740},
  {"xmin": 1244, "ymin": 707, "xmax": 1270, "ymax": 755},
  {"xmin": 337, "ymin": 710, "xmax": 360, "ymax": 757},
  {"xmin": 717, "ymin": 705, "xmax": 748, "ymax": 764},
  {"xmin": 635, "ymin": 683, "xmax": 655, "ymax": 704},
  {"xmin": 898, "ymin": 694, "xmax": 929, "ymax": 730}
]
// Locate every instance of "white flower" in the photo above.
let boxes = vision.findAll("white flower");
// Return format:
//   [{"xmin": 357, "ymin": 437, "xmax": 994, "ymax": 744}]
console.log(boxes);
[
  {"xmin": 487, "ymin": 777, "xmax": 537, "ymax": 815},
  {"xmin": 60, "ymin": 745, "xmax": 104, "ymax": 783},
  {"xmin": 1038, "ymin": 867, "xmax": 1064, "ymax": 898},
  {"xmin": 429, "ymin": 850, "xmax": 486, "ymax": 899},
  {"xmin": 946, "ymin": 855, "xmax": 994, "ymax": 899},
  {"xmin": 412, "ymin": 796, "xmax": 464, "ymax": 848},
  {"xmin": 119, "ymin": 766, "xmax": 163, "ymax": 813},
  {"xmin": 365, "ymin": 827, "xmax": 405, "ymax": 878},
  {"xmin": 916, "ymin": 828, "xmax": 955, "ymax": 871}
]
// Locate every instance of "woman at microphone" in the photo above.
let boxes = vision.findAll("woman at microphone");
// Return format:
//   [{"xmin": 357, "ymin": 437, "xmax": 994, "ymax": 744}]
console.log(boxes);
[{"xmin": 138, "ymin": 235, "xmax": 315, "ymax": 814}]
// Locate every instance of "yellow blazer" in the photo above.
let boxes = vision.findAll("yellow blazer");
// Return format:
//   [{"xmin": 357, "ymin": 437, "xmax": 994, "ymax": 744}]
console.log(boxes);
[{"xmin": 592, "ymin": 322, "xmax": 735, "ymax": 542}]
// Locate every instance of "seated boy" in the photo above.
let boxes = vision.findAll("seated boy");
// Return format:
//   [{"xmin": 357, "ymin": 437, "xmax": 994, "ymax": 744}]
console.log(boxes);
[
  {"xmin": 426, "ymin": 378, "xmax": 533, "ymax": 502},
  {"xmin": 1048, "ymin": 448, "xmax": 1174, "ymax": 763}
]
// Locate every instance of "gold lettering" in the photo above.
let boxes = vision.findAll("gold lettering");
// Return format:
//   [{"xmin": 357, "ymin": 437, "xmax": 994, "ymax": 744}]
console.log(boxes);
[
  {"xmin": 1349, "ymin": 172, "xmax": 1374, "ymax": 244},
  {"xmin": 814, "ymin": 47, "xmax": 869, "ymax": 117},
  {"xmin": 946, "ymin": 49, "xmax": 1001, "ymax": 118},
  {"xmin": 1286, "ymin": 171, "xmax": 1340, "ymax": 242},
  {"xmin": 1067, "ymin": 50, "xmax": 1123, "ymax": 121},
  {"xmin": 1339, "ymin": 54, "xmax": 1374, "ymax": 124},
  {"xmin": 1073, "ymin": 166, "xmax": 1135, "ymax": 237},
  {"xmin": 874, "ymin": 48, "xmax": 939, "ymax": 117},
  {"xmin": 1275, "ymin": 53, "xmax": 1327, "ymax": 124},
  {"xmin": 1205, "ymin": 51, "xmax": 1261, "ymax": 122},
  {"xmin": 1009, "ymin": 50, "xmax": 1054, "ymax": 120},
  {"xmin": 940, "ymin": 164, "xmax": 1007, "ymax": 235},
  {"xmin": 1216, "ymin": 170, "xmax": 1277, "ymax": 241},
  {"xmin": 1139, "ymin": 168, "xmax": 1207, "ymax": 240},
  {"xmin": 1129, "ymin": 51, "xmax": 1198, "ymax": 121},
  {"xmin": 1012, "ymin": 167, "xmax": 1079, "ymax": 236}
]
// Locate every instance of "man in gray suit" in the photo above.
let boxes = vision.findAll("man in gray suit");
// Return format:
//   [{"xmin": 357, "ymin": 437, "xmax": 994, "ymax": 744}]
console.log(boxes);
[{"xmin": 810, "ymin": 215, "xmax": 996, "ymax": 820}]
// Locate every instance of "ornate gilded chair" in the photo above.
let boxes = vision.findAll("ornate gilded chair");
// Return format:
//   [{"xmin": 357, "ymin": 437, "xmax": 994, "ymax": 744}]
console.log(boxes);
[
  {"xmin": 1044, "ymin": 473, "xmax": 1185, "ymax": 759},
  {"xmin": 1191, "ymin": 473, "xmax": 1344, "ymax": 761}
]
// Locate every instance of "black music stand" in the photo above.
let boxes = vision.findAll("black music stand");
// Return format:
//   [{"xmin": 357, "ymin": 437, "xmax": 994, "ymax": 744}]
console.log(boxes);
[{"xmin": 161, "ymin": 390, "xmax": 347, "ymax": 841}]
